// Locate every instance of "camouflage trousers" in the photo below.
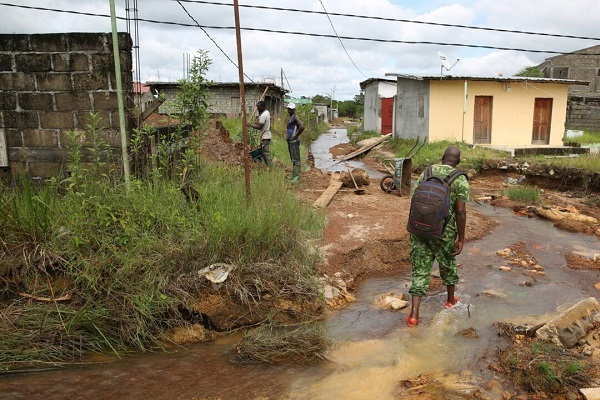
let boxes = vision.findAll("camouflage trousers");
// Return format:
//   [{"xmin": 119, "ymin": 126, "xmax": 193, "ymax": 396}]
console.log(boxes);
[{"xmin": 409, "ymin": 232, "xmax": 459, "ymax": 297}]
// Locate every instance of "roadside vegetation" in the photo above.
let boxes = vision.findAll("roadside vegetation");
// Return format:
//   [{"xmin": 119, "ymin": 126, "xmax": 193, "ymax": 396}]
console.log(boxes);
[
  {"xmin": 563, "ymin": 130, "xmax": 600, "ymax": 144},
  {"xmin": 0, "ymin": 50, "xmax": 326, "ymax": 371},
  {"xmin": 385, "ymin": 138, "xmax": 510, "ymax": 171}
]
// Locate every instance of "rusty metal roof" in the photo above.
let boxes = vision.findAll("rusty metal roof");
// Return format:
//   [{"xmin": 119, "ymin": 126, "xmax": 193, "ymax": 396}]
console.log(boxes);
[{"xmin": 384, "ymin": 73, "xmax": 589, "ymax": 85}]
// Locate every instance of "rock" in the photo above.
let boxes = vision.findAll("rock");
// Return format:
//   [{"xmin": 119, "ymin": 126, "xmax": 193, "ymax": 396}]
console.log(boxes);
[
  {"xmin": 168, "ymin": 324, "xmax": 214, "ymax": 345},
  {"xmin": 478, "ymin": 289, "xmax": 507, "ymax": 298},
  {"xmin": 533, "ymin": 264, "xmax": 545, "ymax": 271},
  {"xmin": 458, "ymin": 327, "xmax": 480, "ymax": 339},
  {"xmin": 580, "ymin": 388, "xmax": 600, "ymax": 400},
  {"xmin": 520, "ymin": 260, "xmax": 528, "ymax": 267},
  {"xmin": 503, "ymin": 390, "xmax": 512, "ymax": 400},
  {"xmin": 497, "ymin": 249, "xmax": 512, "ymax": 257},
  {"xmin": 536, "ymin": 271, "xmax": 546, "ymax": 276},
  {"xmin": 524, "ymin": 280, "xmax": 534, "ymax": 287},
  {"xmin": 499, "ymin": 266, "xmax": 512, "ymax": 272},
  {"xmin": 582, "ymin": 345, "xmax": 594, "ymax": 357},
  {"xmin": 535, "ymin": 297, "xmax": 600, "ymax": 348},
  {"xmin": 595, "ymin": 283, "xmax": 600, "ymax": 292},
  {"xmin": 378, "ymin": 293, "xmax": 408, "ymax": 310},
  {"xmin": 347, "ymin": 214, "xmax": 354, "ymax": 219}
]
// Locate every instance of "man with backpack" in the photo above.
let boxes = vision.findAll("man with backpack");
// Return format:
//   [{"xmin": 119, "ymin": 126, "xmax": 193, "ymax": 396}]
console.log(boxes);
[{"xmin": 405, "ymin": 146, "xmax": 469, "ymax": 327}]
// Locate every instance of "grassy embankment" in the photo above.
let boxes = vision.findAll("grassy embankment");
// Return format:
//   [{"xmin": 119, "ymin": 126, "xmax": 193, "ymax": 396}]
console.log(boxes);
[{"xmin": 0, "ymin": 115, "xmax": 326, "ymax": 371}]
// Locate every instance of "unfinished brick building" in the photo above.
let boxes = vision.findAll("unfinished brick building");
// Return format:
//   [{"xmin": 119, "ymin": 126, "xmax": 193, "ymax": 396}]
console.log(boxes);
[{"xmin": 0, "ymin": 32, "xmax": 132, "ymax": 178}]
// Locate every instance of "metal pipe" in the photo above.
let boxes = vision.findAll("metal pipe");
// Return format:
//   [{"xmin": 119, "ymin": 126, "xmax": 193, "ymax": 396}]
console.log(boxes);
[
  {"xmin": 109, "ymin": 0, "xmax": 131, "ymax": 187},
  {"xmin": 233, "ymin": 0, "xmax": 251, "ymax": 199}
]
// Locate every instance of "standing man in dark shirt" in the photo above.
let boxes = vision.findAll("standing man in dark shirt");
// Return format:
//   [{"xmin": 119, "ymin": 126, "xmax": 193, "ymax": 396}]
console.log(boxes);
[{"xmin": 286, "ymin": 103, "xmax": 304, "ymax": 184}]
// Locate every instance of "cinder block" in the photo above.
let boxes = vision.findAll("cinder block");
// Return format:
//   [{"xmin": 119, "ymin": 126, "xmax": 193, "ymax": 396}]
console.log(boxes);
[
  {"xmin": 93, "ymin": 91, "xmax": 118, "ymax": 110},
  {"xmin": 22, "ymin": 129, "xmax": 59, "ymax": 148},
  {"xmin": 55, "ymin": 92, "xmax": 91, "ymax": 111},
  {"xmin": 9, "ymin": 147, "xmax": 65, "ymax": 163},
  {"xmin": 15, "ymin": 54, "xmax": 52, "ymax": 73},
  {"xmin": 29, "ymin": 34, "xmax": 67, "ymax": 52},
  {"xmin": 75, "ymin": 110, "xmax": 111, "ymax": 129},
  {"xmin": 72, "ymin": 73, "xmax": 107, "ymax": 91},
  {"xmin": 5, "ymin": 128, "xmax": 23, "ymax": 147},
  {"xmin": 28, "ymin": 162, "xmax": 63, "ymax": 178},
  {"xmin": 18, "ymin": 93, "xmax": 54, "ymax": 111},
  {"xmin": 36, "ymin": 73, "xmax": 71, "ymax": 91},
  {"xmin": 70, "ymin": 54, "xmax": 90, "ymax": 71},
  {"xmin": 107, "ymin": 32, "xmax": 133, "ymax": 51},
  {"xmin": 0, "ymin": 72, "xmax": 36, "ymax": 91},
  {"xmin": 0, "ymin": 92, "xmax": 17, "ymax": 110},
  {"xmin": 67, "ymin": 33, "xmax": 106, "ymax": 51},
  {"xmin": 0, "ymin": 35, "xmax": 29, "ymax": 51},
  {"xmin": 8, "ymin": 161, "xmax": 26, "ymax": 176},
  {"xmin": 39, "ymin": 111, "xmax": 75, "ymax": 130},
  {"xmin": 0, "ymin": 54, "xmax": 12, "ymax": 71},
  {"xmin": 91, "ymin": 54, "xmax": 113, "ymax": 74},
  {"xmin": 3, "ymin": 111, "xmax": 39, "ymax": 129},
  {"xmin": 51, "ymin": 54, "xmax": 70, "ymax": 72}
]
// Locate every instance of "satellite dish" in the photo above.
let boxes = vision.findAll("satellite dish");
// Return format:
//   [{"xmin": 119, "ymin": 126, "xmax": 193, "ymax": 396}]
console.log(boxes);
[
  {"xmin": 437, "ymin": 51, "xmax": 460, "ymax": 77},
  {"xmin": 438, "ymin": 51, "xmax": 452, "ymax": 70}
]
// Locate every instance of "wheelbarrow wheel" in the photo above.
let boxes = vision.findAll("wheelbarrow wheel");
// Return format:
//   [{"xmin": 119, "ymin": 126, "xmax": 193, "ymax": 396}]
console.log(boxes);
[{"xmin": 379, "ymin": 174, "xmax": 397, "ymax": 193}]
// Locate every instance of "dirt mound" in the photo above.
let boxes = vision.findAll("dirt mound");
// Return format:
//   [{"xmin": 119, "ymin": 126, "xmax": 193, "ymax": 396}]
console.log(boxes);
[
  {"xmin": 330, "ymin": 143, "xmax": 354, "ymax": 158},
  {"xmin": 341, "ymin": 169, "xmax": 370, "ymax": 187},
  {"xmin": 197, "ymin": 120, "xmax": 244, "ymax": 165}
]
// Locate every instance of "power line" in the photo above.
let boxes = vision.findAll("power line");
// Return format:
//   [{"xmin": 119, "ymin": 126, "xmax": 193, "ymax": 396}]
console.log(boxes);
[
  {"xmin": 175, "ymin": 0, "xmax": 600, "ymax": 43},
  {"xmin": 317, "ymin": 0, "xmax": 367, "ymax": 78},
  {"xmin": 1, "ymin": 3, "xmax": 599, "ymax": 57},
  {"xmin": 175, "ymin": 0, "xmax": 254, "ymax": 83}
]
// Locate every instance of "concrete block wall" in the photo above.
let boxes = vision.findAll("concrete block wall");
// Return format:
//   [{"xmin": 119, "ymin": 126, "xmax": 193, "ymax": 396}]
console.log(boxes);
[
  {"xmin": 567, "ymin": 96, "xmax": 600, "ymax": 132},
  {"xmin": 0, "ymin": 32, "xmax": 132, "ymax": 178}
]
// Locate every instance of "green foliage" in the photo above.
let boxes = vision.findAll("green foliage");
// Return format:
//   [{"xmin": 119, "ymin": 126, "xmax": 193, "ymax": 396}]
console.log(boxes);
[
  {"xmin": 385, "ymin": 138, "xmax": 509, "ymax": 172},
  {"xmin": 503, "ymin": 186, "xmax": 541, "ymax": 204},
  {"xmin": 523, "ymin": 153, "xmax": 600, "ymax": 175},
  {"xmin": 537, "ymin": 361, "xmax": 559, "ymax": 384},
  {"xmin": 174, "ymin": 50, "xmax": 212, "ymax": 131},
  {"xmin": 563, "ymin": 130, "xmax": 600, "ymax": 144},
  {"xmin": 337, "ymin": 92, "xmax": 364, "ymax": 119},
  {"xmin": 514, "ymin": 66, "xmax": 543, "ymax": 77}
]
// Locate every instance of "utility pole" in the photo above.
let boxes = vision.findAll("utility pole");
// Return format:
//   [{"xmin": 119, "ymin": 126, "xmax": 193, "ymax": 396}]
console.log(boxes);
[
  {"xmin": 109, "ymin": 0, "xmax": 130, "ymax": 187},
  {"xmin": 233, "ymin": 0, "xmax": 251, "ymax": 199},
  {"xmin": 330, "ymin": 85, "xmax": 336, "ymax": 122},
  {"xmin": 281, "ymin": 67, "xmax": 284, "ymax": 90}
]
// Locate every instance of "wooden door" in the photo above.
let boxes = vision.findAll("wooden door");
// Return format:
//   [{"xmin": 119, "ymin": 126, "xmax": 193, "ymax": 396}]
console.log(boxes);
[
  {"xmin": 381, "ymin": 97, "xmax": 394, "ymax": 134},
  {"xmin": 532, "ymin": 98, "xmax": 552, "ymax": 144},
  {"xmin": 473, "ymin": 96, "xmax": 493, "ymax": 144}
]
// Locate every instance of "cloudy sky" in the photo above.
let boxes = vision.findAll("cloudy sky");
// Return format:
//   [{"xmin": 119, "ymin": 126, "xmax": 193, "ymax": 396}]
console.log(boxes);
[{"xmin": 2, "ymin": 0, "xmax": 599, "ymax": 99}]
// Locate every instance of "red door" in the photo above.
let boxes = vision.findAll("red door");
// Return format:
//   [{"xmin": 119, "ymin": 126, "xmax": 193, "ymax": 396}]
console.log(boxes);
[{"xmin": 381, "ymin": 97, "xmax": 394, "ymax": 134}]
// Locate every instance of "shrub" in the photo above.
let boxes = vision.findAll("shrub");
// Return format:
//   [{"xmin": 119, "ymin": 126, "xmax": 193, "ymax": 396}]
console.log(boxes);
[{"xmin": 504, "ymin": 186, "xmax": 541, "ymax": 204}]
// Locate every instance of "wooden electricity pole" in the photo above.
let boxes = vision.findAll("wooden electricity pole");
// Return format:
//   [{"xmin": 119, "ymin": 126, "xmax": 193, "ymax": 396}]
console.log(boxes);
[{"xmin": 233, "ymin": 0, "xmax": 251, "ymax": 199}]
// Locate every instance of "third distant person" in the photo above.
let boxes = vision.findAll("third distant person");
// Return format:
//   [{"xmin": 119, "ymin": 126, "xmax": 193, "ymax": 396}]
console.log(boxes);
[{"xmin": 286, "ymin": 103, "xmax": 305, "ymax": 184}]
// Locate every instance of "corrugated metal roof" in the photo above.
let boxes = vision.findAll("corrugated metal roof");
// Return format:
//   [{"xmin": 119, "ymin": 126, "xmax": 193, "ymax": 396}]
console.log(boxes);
[{"xmin": 384, "ymin": 73, "xmax": 589, "ymax": 85}]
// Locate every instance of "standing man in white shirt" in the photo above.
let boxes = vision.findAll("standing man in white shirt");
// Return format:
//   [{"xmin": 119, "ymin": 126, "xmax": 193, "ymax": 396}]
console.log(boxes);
[{"xmin": 250, "ymin": 101, "xmax": 272, "ymax": 167}]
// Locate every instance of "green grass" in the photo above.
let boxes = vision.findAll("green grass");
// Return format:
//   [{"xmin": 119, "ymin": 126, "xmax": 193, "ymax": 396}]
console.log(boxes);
[
  {"xmin": 523, "ymin": 153, "xmax": 600, "ymax": 174},
  {"xmin": 351, "ymin": 130, "xmax": 380, "ymax": 145},
  {"xmin": 503, "ymin": 186, "xmax": 541, "ymax": 203},
  {"xmin": 563, "ymin": 130, "xmax": 600, "ymax": 144},
  {"xmin": 385, "ymin": 138, "xmax": 510, "ymax": 171},
  {"xmin": 0, "ymin": 164, "xmax": 325, "ymax": 369}
]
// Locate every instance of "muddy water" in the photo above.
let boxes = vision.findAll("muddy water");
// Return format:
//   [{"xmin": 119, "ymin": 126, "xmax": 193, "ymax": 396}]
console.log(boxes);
[
  {"xmin": 1, "ymin": 204, "xmax": 599, "ymax": 399},
  {"xmin": 310, "ymin": 128, "xmax": 385, "ymax": 178}
]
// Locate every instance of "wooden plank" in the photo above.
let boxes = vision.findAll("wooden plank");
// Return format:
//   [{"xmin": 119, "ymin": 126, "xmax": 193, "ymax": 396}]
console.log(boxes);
[
  {"xmin": 313, "ymin": 173, "xmax": 343, "ymax": 208},
  {"xmin": 335, "ymin": 133, "xmax": 392, "ymax": 162}
]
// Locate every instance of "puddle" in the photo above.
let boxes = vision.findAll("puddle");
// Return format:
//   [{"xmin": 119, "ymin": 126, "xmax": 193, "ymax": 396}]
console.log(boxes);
[
  {"xmin": 1, "ymin": 199, "xmax": 600, "ymax": 399},
  {"xmin": 310, "ymin": 128, "xmax": 385, "ymax": 179}
]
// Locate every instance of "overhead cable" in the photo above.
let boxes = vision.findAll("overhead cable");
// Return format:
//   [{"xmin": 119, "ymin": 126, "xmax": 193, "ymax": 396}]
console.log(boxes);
[
  {"xmin": 317, "ymin": 0, "xmax": 367, "ymax": 78},
  {"xmin": 1, "ymin": 3, "xmax": 599, "ymax": 56},
  {"xmin": 175, "ymin": 0, "xmax": 254, "ymax": 82}
]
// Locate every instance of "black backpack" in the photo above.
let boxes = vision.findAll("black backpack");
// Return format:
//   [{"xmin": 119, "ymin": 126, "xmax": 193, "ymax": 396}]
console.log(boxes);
[{"xmin": 407, "ymin": 166, "xmax": 466, "ymax": 239}]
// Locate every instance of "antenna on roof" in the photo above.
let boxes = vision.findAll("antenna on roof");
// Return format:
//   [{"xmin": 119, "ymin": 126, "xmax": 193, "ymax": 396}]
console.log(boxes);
[{"xmin": 438, "ymin": 51, "xmax": 460, "ymax": 77}]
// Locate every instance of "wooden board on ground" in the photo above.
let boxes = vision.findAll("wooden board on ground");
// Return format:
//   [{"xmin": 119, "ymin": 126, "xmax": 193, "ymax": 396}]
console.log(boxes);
[
  {"xmin": 335, "ymin": 133, "xmax": 392, "ymax": 162},
  {"xmin": 313, "ymin": 173, "xmax": 343, "ymax": 208},
  {"xmin": 580, "ymin": 388, "xmax": 600, "ymax": 400}
]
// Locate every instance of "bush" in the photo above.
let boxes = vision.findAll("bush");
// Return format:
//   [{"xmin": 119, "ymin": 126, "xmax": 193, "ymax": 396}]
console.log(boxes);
[{"xmin": 503, "ymin": 186, "xmax": 541, "ymax": 204}]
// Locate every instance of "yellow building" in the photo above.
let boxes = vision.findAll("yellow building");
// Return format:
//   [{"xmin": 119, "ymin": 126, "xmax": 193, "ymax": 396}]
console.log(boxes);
[{"xmin": 385, "ymin": 74, "xmax": 588, "ymax": 148}]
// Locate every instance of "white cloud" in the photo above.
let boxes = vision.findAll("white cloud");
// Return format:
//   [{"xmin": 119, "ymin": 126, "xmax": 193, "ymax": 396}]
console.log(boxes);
[{"xmin": 1, "ymin": 0, "xmax": 599, "ymax": 99}]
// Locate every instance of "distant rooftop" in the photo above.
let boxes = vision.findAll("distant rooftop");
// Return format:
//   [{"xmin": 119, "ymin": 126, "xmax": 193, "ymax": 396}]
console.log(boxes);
[
  {"xmin": 384, "ymin": 73, "xmax": 589, "ymax": 85},
  {"xmin": 146, "ymin": 81, "xmax": 288, "ymax": 92}
]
